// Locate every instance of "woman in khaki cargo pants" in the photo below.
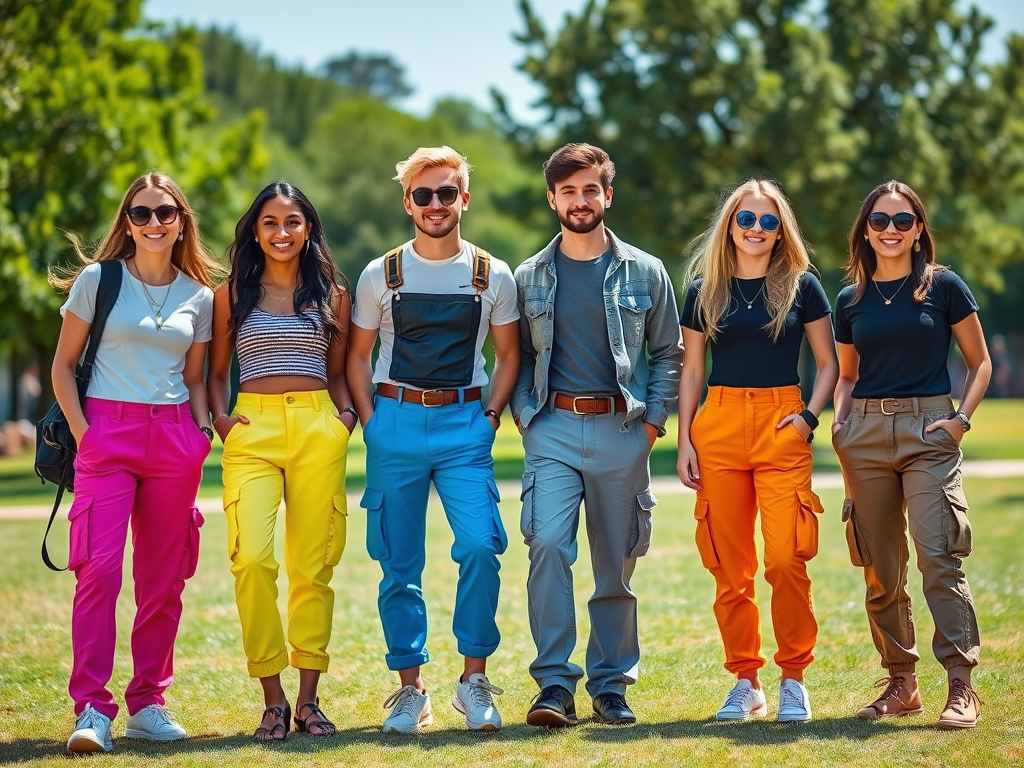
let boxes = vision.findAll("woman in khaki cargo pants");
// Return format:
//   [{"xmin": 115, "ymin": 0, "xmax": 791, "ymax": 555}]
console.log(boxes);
[{"xmin": 832, "ymin": 180, "xmax": 992, "ymax": 729}]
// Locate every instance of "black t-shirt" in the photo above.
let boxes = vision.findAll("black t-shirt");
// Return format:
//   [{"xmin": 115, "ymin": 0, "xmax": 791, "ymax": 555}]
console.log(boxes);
[
  {"xmin": 834, "ymin": 268, "xmax": 978, "ymax": 398},
  {"xmin": 680, "ymin": 271, "xmax": 831, "ymax": 387}
]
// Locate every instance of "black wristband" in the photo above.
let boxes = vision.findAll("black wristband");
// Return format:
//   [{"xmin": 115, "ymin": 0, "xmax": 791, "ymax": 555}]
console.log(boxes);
[
  {"xmin": 484, "ymin": 409, "xmax": 501, "ymax": 426},
  {"xmin": 799, "ymin": 409, "xmax": 819, "ymax": 431},
  {"xmin": 341, "ymin": 406, "xmax": 358, "ymax": 421},
  {"xmin": 199, "ymin": 425, "xmax": 215, "ymax": 442}
]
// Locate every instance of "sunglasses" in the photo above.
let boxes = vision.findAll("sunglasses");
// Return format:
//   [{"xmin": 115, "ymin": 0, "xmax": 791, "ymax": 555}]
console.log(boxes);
[
  {"xmin": 735, "ymin": 210, "xmax": 781, "ymax": 232},
  {"xmin": 867, "ymin": 211, "xmax": 917, "ymax": 232},
  {"xmin": 126, "ymin": 204, "xmax": 181, "ymax": 226},
  {"xmin": 409, "ymin": 186, "xmax": 460, "ymax": 207}
]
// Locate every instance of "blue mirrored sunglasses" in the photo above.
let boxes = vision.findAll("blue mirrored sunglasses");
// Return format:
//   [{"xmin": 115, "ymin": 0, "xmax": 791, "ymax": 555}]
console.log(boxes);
[{"xmin": 735, "ymin": 210, "xmax": 781, "ymax": 232}]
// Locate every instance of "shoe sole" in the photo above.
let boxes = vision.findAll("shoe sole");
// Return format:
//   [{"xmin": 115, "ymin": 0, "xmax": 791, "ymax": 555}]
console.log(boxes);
[
  {"xmin": 526, "ymin": 708, "xmax": 579, "ymax": 728},
  {"xmin": 855, "ymin": 706, "xmax": 924, "ymax": 720},
  {"xmin": 67, "ymin": 735, "xmax": 110, "ymax": 753},
  {"xmin": 716, "ymin": 703, "xmax": 768, "ymax": 721},
  {"xmin": 124, "ymin": 728, "xmax": 187, "ymax": 741},
  {"xmin": 777, "ymin": 713, "xmax": 812, "ymax": 723},
  {"xmin": 935, "ymin": 716, "xmax": 979, "ymax": 730},
  {"xmin": 383, "ymin": 713, "xmax": 433, "ymax": 734},
  {"xmin": 593, "ymin": 713, "xmax": 636, "ymax": 725},
  {"xmin": 451, "ymin": 697, "xmax": 501, "ymax": 731}
]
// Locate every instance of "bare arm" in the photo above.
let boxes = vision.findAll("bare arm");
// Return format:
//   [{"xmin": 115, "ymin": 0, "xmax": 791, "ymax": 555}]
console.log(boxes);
[
  {"xmin": 676, "ymin": 326, "xmax": 706, "ymax": 490},
  {"xmin": 326, "ymin": 287, "xmax": 356, "ymax": 432},
  {"xmin": 926, "ymin": 313, "xmax": 992, "ymax": 441},
  {"xmin": 832, "ymin": 342, "xmax": 860, "ymax": 435},
  {"xmin": 206, "ymin": 284, "xmax": 247, "ymax": 442},
  {"xmin": 486, "ymin": 320, "xmax": 520, "ymax": 428},
  {"xmin": 347, "ymin": 324, "xmax": 379, "ymax": 427},
  {"xmin": 182, "ymin": 340, "xmax": 211, "ymax": 431},
  {"xmin": 51, "ymin": 311, "xmax": 92, "ymax": 445},
  {"xmin": 777, "ymin": 315, "xmax": 839, "ymax": 439}
]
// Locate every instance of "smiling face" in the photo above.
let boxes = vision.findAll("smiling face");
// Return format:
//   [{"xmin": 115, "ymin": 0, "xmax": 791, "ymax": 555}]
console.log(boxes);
[
  {"xmin": 403, "ymin": 165, "xmax": 469, "ymax": 240},
  {"xmin": 253, "ymin": 195, "xmax": 309, "ymax": 265},
  {"xmin": 548, "ymin": 166, "xmax": 612, "ymax": 235},
  {"xmin": 729, "ymin": 193, "xmax": 781, "ymax": 261},
  {"xmin": 866, "ymin": 192, "xmax": 922, "ymax": 266},
  {"xmin": 125, "ymin": 186, "xmax": 181, "ymax": 258}
]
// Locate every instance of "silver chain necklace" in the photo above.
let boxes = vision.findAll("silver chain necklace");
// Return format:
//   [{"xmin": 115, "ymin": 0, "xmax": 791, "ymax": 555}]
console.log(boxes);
[
  {"xmin": 734, "ymin": 277, "xmax": 765, "ymax": 310},
  {"xmin": 131, "ymin": 261, "xmax": 174, "ymax": 330}
]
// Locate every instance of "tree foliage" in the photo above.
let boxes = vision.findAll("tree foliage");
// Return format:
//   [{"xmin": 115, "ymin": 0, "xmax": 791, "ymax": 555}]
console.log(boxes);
[
  {"xmin": 501, "ymin": 0, "xmax": 1024, "ymax": 291},
  {"xmin": 322, "ymin": 51, "xmax": 414, "ymax": 102}
]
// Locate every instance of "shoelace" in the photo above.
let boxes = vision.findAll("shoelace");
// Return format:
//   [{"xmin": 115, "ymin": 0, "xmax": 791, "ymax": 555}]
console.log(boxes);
[
  {"xmin": 383, "ymin": 685, "xmax": 422, "ymax": 717},
  {"xmin": 724, "ymin": 685, "xmax": 755, "ymax": 709},
  {"xmin": 944, "ymin": 679, "xmax": 984, "ymax": 715},
  {"xmin": 77, "ymin": 707, "xmax": 106, "ymax": 730},
  {"xmin": 143, "ymin": 705, "xmax": 175, "ymax": 724},
  {"xmin": 779, "ymin": 683, "xmax": 804, "ymax": 709},
  {"xmin": 870, "ymin": 675, "xmax": 906, "ymax": 704},
  {"xmin": 466, "ymin": 677, "xmax": 504, "ymax": 708}
]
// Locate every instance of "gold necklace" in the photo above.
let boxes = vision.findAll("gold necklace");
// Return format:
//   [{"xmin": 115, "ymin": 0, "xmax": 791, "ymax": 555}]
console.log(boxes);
[
  {"xmin": 130, "ymin": 260, "xmax": 174, "ymax": 330},
  {"xmin": 873, "ymin": 274, "xmax": 911, "ymax": 305},
  {"xmin": 262, "ymin": 284, "xmax": 294, "ymax": 304},
  {"xmin": 734, "ymin": 277, "xmax": 765, "ymax": 310}
]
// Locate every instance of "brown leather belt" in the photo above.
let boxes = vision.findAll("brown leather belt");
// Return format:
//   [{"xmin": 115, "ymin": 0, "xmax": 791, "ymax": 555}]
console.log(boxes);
[
  {"xmin": 376, "ymin": 383, "xmax": 482, "ymax": 407},
  {"xmin": 551, "ymin": 392, "xmax": 627, "ymax": 415},
  {"xmin": 852, "ymin": 395, "xmax": 952, "ymax": 415}
]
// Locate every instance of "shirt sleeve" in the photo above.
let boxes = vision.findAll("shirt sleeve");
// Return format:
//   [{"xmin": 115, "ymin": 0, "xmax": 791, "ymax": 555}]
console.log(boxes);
[
  {"xmin": 833, "ymin": 288, "xmax": 853, "ymax": 344},
  {"xmin": 60, "ymin": 262, "xmax": 103, "ymax": 323},
  {"xmin": 351, "ymin": 262, "xmax": 384, "ymax": 331},
  {"xmin": 942, "ymin": 270, "xmax": 979, "ymax": 325},
  {"xmin": 193, "ymin": 286, "xmax": 214, "ymax": 343},
  {"xmin": 488, "ymin": 261, "xmax": 521, "ymax": 325},
  {"xmin": 799, "ymin": 272, "xmax": 831, "ymax": 324},
  {"xmin": 679, "ymin": 279, "xmax": 705, "ymax": 332}
]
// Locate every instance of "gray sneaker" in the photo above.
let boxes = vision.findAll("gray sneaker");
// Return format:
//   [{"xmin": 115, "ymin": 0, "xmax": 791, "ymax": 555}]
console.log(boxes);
[
  {"xmin": 67, "ymin": 704, "xmax": 114, "ymax": 753},
  {"xmin": 716, "ymin": 679, "xmax": 768, "ymax": 721},
  {"xmin": 777, "ymin": 679, "xmax": 812, "ymax": 722},
  {"xmin": 125, "ymin": 704, "xmax": 187, "ymax": 741},
  {"xmin": 452, "ymin": 673, "xmax": 503, "ymax": 731},
  {"xmin": 383, "ymin": 685, "xmax": 433, "ymax": 734}
]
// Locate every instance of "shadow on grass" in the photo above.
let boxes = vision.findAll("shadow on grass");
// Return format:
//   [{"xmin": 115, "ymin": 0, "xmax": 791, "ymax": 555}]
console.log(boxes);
[{"xmin": 0, "ymin": 716, "xmax": 955, "ymax": 762}]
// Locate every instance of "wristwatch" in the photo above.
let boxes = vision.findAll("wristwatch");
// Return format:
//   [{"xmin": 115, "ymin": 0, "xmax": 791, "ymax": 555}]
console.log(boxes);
[
  {"xmin": 199, "ymin": 425, "xmax": 215, "ymax": 442},
  {"xmin": 954, "ymin": 411, "xmax": 972, "ymax": 432}
]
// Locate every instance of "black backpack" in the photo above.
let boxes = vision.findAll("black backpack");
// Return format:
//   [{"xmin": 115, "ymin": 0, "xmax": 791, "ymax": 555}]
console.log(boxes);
[{"xmin": 36, "ymin": 259, "xmax": 122, "ymax": 570}]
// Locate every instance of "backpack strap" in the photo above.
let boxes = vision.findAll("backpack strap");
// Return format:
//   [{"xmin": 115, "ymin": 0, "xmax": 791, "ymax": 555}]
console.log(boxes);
[
  {"xmin": 383, "ymin": 247, "xmax": 404, "ymax": 291},
  {"xmin": 471, "ymin": 246, "xmax": 490, "ymax": 293}
]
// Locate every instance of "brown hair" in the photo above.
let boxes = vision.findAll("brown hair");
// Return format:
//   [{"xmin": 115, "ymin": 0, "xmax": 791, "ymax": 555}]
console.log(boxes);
[
  {"xmin": 49, "ymin": 171, "xmax": 223, "ymax": 293},
  {"xmin": 542, "ymin": 143, "xmax": 616, "ymax": 191}
]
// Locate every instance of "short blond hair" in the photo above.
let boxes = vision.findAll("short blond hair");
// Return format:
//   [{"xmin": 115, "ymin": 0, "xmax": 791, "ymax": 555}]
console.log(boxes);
[{"xmin": 394, "ymin": 146, "xmax": 471, "ymax": 194}]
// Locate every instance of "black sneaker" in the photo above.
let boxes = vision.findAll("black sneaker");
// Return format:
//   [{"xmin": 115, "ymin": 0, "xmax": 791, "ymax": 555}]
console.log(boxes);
[
  {"xmin": 592, "ymin": 692, "xmax": 636, "ymax": 725},
  {"xmin": 526, "ymin": 685, "xmax": 579, "ymax": 727}
]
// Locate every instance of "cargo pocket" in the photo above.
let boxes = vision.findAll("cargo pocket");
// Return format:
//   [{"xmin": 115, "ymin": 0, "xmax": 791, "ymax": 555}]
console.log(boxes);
[
  {"xmin": 325, "ymin": 494, "xmax": 348, "ymax": 566},
  {"xmin": 842, "ymin": 498, "xmax": 871, "ymax": 567},
  {"xmin": 942, "ymin": 478, "xmax": 972, "ymax": 558},
  {"xmin": 179, "ymin": 506, "xmax": 206, "ymax": 579},
  {"xmin": 519, "ymin": 471, "xmax": 536, "ymax": 544},
  {"xmin": 223, "ymin": 486, "xmax": 241, "ymax": 562},
  {"xmin": 794, "ymin": 488, "xmax": 824, "ymax": 560},
  {"xmin": 360, "ymin": 489, "xmax": 389, "ymax": 561},
  {"xmin": 485, "ymin": 480, "xmax": 509, "ymax": 555},
  {"xmin": 67, "ymin": 496, "xmax": 94, "ymax": 571},
  {"xmin": 693, "ymin": 497, "xmax": 721, "ymax": 569},
  {"xmin": 628, "ymin": 488, "xmax": 656, "ymax": 558}
]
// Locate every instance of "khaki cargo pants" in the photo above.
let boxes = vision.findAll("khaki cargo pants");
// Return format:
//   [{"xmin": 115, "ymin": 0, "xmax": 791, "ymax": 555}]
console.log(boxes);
[{"xmin": 832, "ymin": 395, "xmax": 980, "ymax": 673}]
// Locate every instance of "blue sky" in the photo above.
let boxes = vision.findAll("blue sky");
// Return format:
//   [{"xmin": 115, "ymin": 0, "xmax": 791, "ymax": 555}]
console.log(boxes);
[{"xmin": 145, "ymin": 0, "xmax": 1023, "ymax": 120}]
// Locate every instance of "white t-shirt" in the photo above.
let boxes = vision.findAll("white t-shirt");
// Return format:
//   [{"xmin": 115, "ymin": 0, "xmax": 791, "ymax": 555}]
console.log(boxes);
[
  {"xmin": 61, "ymin": 260, "xmax": 214, "ymax": 404},
  {"xmin": 352, "ymin": 240, "xmax": 519, "ymax": 388}
]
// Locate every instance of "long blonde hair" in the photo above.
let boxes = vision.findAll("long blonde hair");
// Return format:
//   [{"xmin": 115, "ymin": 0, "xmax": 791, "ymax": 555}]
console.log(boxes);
[
  {"xmin": 684, "ymin": 179, "xmax": 812, "ymax": 342},
  {"xmin": 49, "ymin": 171, "xmax": 223, "ymax": 293}
]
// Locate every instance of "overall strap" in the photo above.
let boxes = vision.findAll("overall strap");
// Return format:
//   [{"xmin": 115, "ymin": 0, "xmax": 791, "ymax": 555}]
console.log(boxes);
[
  {"xmin": 471, "ymin": 246, "xmax": 490, "ymax": 293},
  {"xmin": 383, "ymin": 247, "xmax": 404, "ymax": 291}
]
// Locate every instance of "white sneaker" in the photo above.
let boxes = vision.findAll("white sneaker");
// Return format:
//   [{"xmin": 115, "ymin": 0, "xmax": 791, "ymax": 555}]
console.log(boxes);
[
  {"xmin": 452, "ymin": 673, "xmax": 504, "ymax": 731},
  {"xmin": 67, "ymin": 704, "xmax": 114, "ymax": 753},
  {"xmin": 778, "ymin": 678, "xmax": 812, "ymax": 722},
  {"xmin": 716, "ymin": 679, "xmax": 768, "ymax": 721},
  {"xmin": 383, "ymin": 685, "xmax": 433, "ymax": 734},
  {"xmin": 124, "ymin": 704, "xmax": 187, "ymax": 741}
]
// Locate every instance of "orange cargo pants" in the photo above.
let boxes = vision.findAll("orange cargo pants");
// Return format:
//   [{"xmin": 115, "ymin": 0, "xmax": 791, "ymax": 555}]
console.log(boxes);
[{"xmin": 690, "ymin": 385, "xmax": 824, "ymax": 675}]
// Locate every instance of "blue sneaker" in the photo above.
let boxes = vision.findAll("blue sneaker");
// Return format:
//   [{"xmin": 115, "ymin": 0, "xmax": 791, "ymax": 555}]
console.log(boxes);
[{"xmin": 67, "ymin": 704, "xmax": 114, "ymax": 753}]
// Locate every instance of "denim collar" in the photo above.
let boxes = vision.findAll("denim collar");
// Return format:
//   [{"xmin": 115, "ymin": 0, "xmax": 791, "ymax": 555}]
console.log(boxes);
[{"xmin": 535, "ymin": 228, "xmax": 637, "ymax": 266}]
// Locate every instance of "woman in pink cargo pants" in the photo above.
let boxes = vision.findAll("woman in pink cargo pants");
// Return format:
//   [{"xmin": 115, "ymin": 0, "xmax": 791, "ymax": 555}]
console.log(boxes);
[{"xmin": 50, "ymin": 172, "xmax": 219, "ymax": 754}]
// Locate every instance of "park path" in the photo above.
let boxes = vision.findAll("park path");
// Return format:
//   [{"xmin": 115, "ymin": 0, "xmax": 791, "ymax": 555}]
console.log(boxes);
[{"xmin": 3, "ymin": 460, "xmax": 1021, "ymax": 520}]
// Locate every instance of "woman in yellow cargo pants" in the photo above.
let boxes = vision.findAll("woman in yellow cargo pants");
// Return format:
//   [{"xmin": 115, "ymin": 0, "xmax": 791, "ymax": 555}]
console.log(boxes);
[
  {"xmin": 207, "ymin": 182, "xmax": 356, "ymax": 741},
  {"xmin": 677, "ymin": 179, "xmax": 838, "ymax": 723}
]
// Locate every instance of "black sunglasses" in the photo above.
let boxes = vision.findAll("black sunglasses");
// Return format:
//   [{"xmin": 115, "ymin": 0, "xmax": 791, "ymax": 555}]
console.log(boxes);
[
  {"xmin": 867, "ymin": 211, "xmax": 917, "ymax": 232},
  {"xmin": 735, "ymin": 210, "xmax": 781, "ymax": 232},
  {"xmin": 410, "ymin": 186, "xmax": 460, "ymax": 207},
  {"xmin": 126, "ymin": 204, "xmax": 181, "ymax": 226}
]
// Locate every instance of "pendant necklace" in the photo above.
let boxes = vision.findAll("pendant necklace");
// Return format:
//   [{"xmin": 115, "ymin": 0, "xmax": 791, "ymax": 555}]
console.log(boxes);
[
  {"xmin": 734, "ymin": 277, "xmax": 765, "ymax": 310},
  {"xmin": 874, "ymin": 274, "xmax": 911, "ymax": 306},
  {"xmin": 131, "ymin": 261, "xmax": 174, "ymax": 330},
  {"xmin": 263, "ymin": 285, "xmax": 292, "ymax": 304}
]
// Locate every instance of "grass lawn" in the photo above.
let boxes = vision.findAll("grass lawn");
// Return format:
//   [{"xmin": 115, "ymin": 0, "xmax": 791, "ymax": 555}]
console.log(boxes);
[
  {"xmin": 1, "ymin": 470, "xmax": 1023, "ymax": 765},
  {"xmin": 3, "ymin": 399, "xmax": 1023, "ymax": 506}
]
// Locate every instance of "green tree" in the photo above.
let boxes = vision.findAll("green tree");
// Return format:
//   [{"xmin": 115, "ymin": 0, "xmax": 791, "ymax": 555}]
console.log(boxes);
[{"xmin": 323, "ymin": 51, "xmax": 414, "ymax": 102}]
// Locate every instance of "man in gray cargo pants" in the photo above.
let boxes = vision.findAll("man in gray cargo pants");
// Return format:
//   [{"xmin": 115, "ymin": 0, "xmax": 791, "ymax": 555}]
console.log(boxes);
[{"xmin": 511, "ymin": 143, "xmax": 683, "ymax": 727}]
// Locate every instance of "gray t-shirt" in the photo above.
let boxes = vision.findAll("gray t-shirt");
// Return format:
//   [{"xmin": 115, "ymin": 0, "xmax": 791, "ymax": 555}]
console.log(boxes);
[
  {"xmin": 548, "ymin": 249, "xmax": 619, "ymax": 394},
  {"xmin": 351, "ymin": 240, "xmax": 519, "ymax": 388},
  {"xmin": 61, "ymin": 260, "xmax": 214, "ymax": 404}
]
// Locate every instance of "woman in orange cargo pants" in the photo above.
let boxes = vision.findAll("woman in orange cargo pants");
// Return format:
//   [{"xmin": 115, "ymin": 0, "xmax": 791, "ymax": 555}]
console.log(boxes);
[{"xmin": 677, "ymin": 179, "xmax": 838, "ymax": 723}]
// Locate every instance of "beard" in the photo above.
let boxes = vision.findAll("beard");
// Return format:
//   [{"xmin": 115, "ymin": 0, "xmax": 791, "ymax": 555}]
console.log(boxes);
[
  {"xmin": 414, "ymin": 211, "xmax": 459, "ymax": 239},
  {"xmin": 557, "ymin": 206, "xmax": 604, "ymax": 234}
]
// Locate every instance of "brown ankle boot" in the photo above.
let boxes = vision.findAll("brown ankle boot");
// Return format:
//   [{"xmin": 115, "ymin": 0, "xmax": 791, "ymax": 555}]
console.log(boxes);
[
  {"xmin": 856, "ymin": 674, "xmax": 924, "ymax": 718},
  {"xmin": 935, "ymin": 679, "xmax": 981, "ymax": 729}
]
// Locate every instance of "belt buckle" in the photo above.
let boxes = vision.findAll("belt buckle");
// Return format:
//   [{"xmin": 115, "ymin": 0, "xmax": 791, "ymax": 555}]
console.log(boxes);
[
  {"xmin": 880, "ymin": 398, "xmax": 899, "ymax": 415},
  {"xmin": 420, "ymin": 390, "xmax": 445, "ymax": 407},
  {"xmin": 572, "ymin": 396, "xmax": 609, "ymax": 415}
]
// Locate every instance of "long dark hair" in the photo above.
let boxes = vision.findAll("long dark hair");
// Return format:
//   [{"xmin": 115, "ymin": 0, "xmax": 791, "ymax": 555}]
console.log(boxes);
[
  {"xmin": 226, "ymin": 181, "xmax": 347, "ymax": 337},
  {"xmin": 845, "ymin": 180, "xmax": 944, "ymax": 304}
]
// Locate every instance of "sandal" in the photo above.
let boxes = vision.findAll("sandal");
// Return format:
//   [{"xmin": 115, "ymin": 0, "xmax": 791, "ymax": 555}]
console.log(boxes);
[
  {"xmin": 253, "ymin": 703, "xmax": 291, "ymax": 742},
  {"xmin": 294, "ymin": 698, "xmax": 336, "ymax": 737}
]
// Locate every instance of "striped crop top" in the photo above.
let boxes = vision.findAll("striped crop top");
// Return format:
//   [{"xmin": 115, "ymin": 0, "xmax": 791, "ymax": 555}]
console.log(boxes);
[{"xmin": 237, "ymin": 308, "xmax": 330, "ymax": 383}]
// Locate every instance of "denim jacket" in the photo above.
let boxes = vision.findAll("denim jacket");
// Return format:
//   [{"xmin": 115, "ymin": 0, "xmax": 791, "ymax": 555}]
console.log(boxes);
[{"xmin": 511, "ymin": 230, "xmax": 683, "ymax": 433}]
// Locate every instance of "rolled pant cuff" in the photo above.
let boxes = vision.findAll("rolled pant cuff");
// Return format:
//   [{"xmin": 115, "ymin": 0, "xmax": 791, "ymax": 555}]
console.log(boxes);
[
  {"xmin": 940, "ymin": 654, "xmax": 978, "ymax": 671},
  {"xmin": 291, "ymin": 650, "xmax": 330, "ymax": 672},
  {"xmin": 457, "ymin": 641, "xmax": 498, "ymax": 660},
  {"xmin": 386, "ymin": 650, "xmax": 430, "ymax": 672},
  {"xmin": 538, "ymin": 676, "xmax": 578, "ymax": 695},
  {"xmin": 724, "ymin": 660, "xmax": 766, "ymax": 675},
  {"xmin": 248, "ymin": 650, "xmax": 289, "ymax": 678},
  {"xmin": 886, "ymin": 661, "xmax": 918, "ymax": 674}
]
